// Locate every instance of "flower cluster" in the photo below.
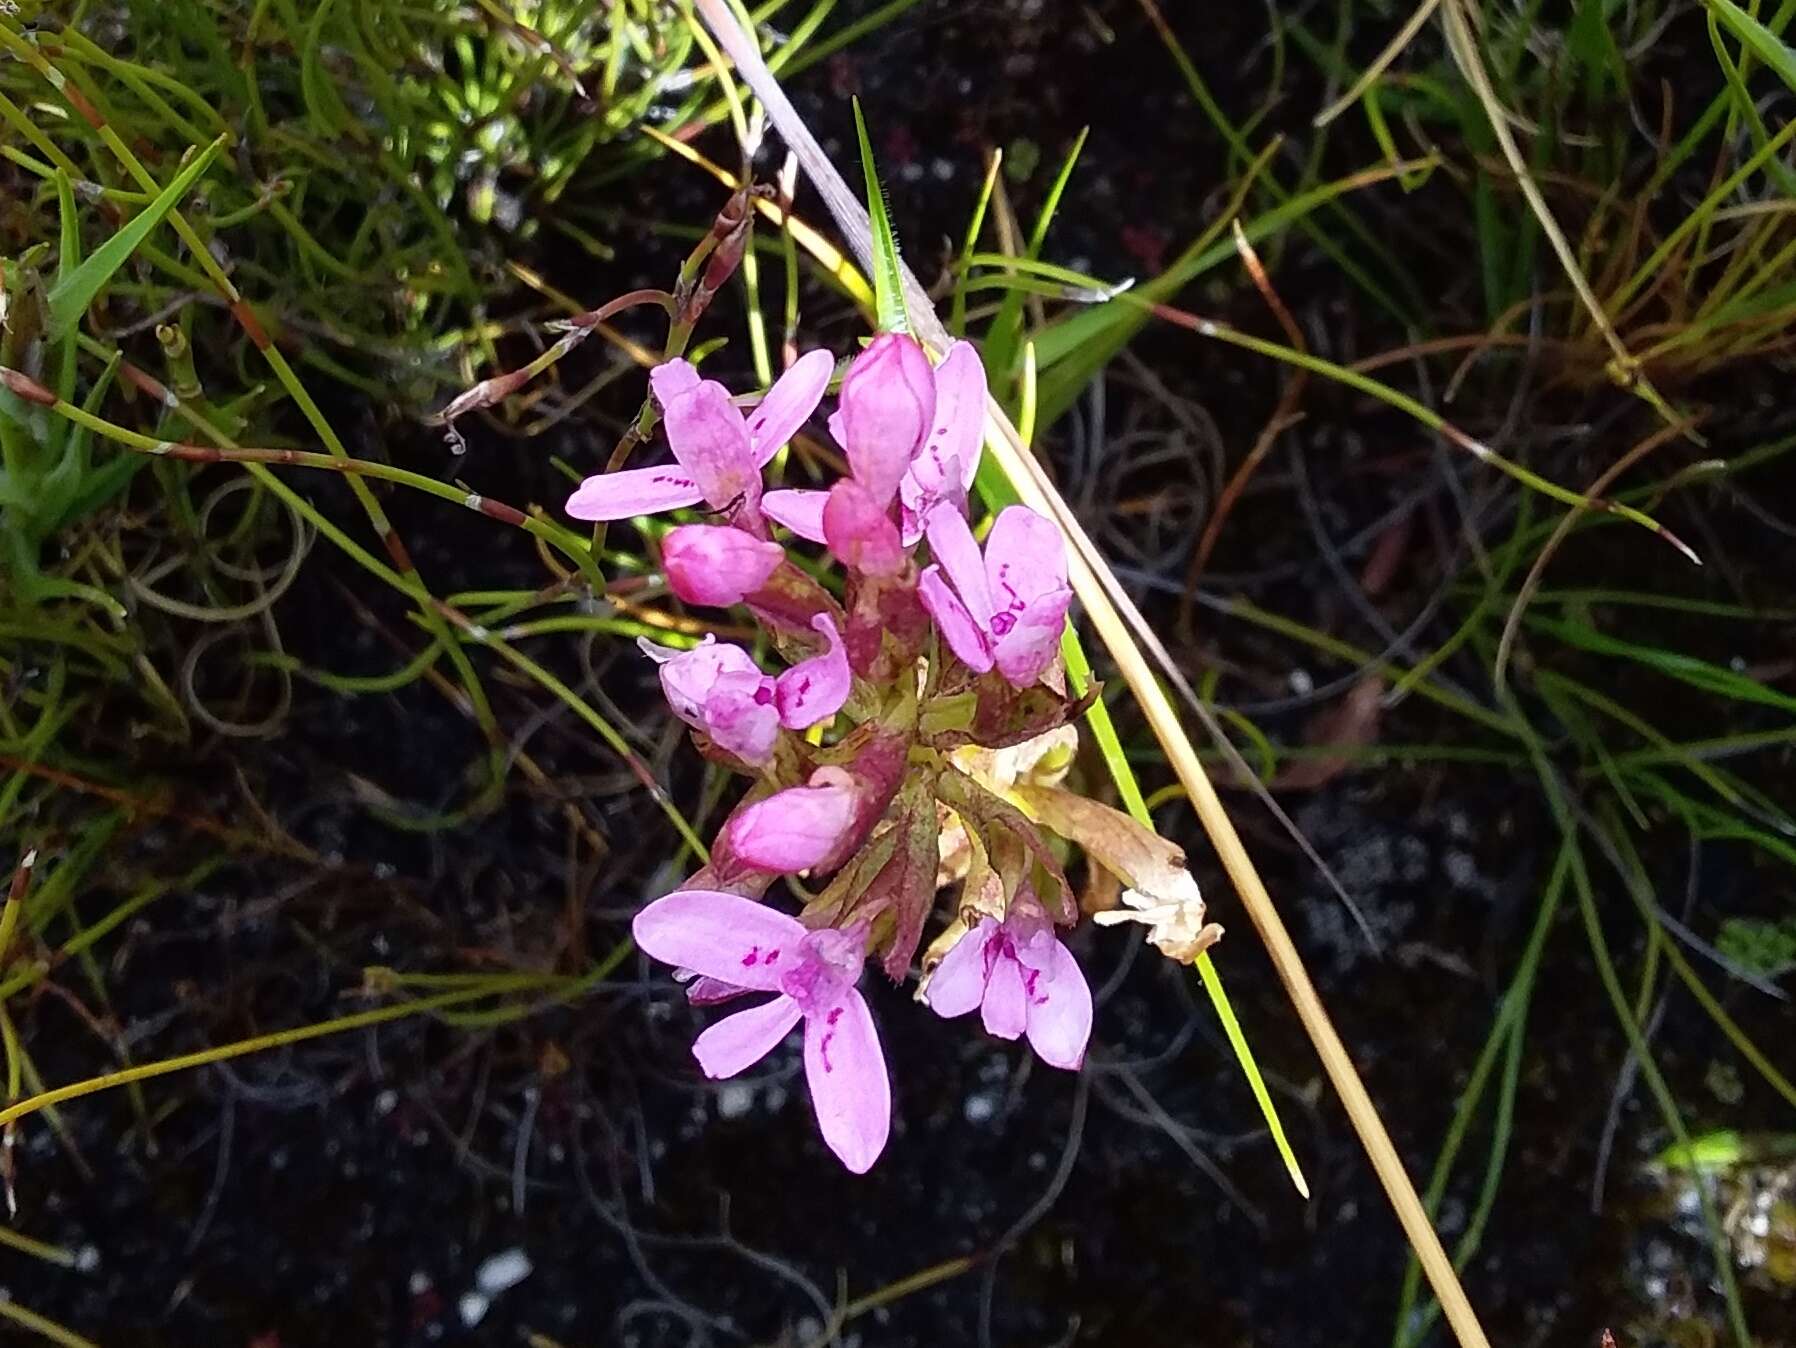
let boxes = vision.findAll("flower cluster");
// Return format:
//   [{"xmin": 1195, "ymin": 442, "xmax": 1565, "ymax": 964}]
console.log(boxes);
[{"xmin": 569, "ymin": 333, "xmax": 1202, "ymax": 1173}]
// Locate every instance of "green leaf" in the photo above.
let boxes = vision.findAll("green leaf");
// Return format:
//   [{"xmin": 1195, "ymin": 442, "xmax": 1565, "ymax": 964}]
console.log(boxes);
[
  {"xmin": 1057, "ymin": 622, "xmax": 1311, "ymax": 1200},
  {"xmin": 852, "ymin": 97, "xmax": 909, "ymax": 334},
  {"xmin": 52, "ymin": 170, "xmax": 81, "ymax": 406},
  {"xmin": 1703, "ymin": 0, "xmax": 1796, "ymax": 92},
  {"xmin": 45, "ymin": 134, "xmax": 227, "ymax": 339},
  {"xmin": 984, "ymin": 127, "xmax": 1087, "ymax": 390}
]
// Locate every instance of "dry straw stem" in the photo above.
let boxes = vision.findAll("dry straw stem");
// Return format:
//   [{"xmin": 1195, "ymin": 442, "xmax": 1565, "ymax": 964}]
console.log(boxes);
[{"xmin": 689, "ymin": 3, "xmax": 1492, "ymax": 1346}]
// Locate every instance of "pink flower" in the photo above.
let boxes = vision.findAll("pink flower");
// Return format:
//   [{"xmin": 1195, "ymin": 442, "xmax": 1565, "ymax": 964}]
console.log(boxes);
[
  {"xmin": 821, "ymin": 480, "xmax": 906, "ymax": 578},
  {"xmin": 640, "ymin": 616, "xmax": 850, "ymax": 766},
  {"xmin": 830, "ymin": 332, "xmax": 935, "ymax": 508},
  {"xmin": 661, "ymin": 524, "xmax": 784, "ymax": 606},
  {"xmin": 896, "ymin": 341, "xmax": 987, "ymax": 544},
  {"xmin": 762, "ymin": 338, "xmax": 987, "ymax": 548},
  {"xmin": 923, "ymin": 893, "xmax": 1092, "ymax": 1070},
  {"xmin": 917, "ymin": 503, "xmax": 1073, "ymax": 687},
  {"xmin": 565, "ymin": 349, "xmax": 834, "ymax": 528},
  {"xmin": 633, "ymin": 891, "xmax": 891, "ymax": 1172},
  {"xmin": 725, "ymin": 767, "xmax": 859, "ymax": 873}
]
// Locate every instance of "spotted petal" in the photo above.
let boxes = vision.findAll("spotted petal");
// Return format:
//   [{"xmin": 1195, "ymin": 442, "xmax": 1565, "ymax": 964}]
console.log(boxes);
[
  {"xmin": 660, "ymin": 378, "xmax": 757, "ymax": 511},
  {"xmin": 632, "ymin": 890, "xmax": 806, "ymax": 991},
  {"xmin": 802, "ymin": 989, "xmax": 890, "ymax": 1173},
  {"xmin": 1023, "ymin": 939, "xmax": 1093, "ymax": 1071},
  {"xmin": 565, "ymin": 466, "xmax": 703, "ymax": 521},
  {"xmin": 775, "ymin": 614, "xmax": 851, "ymax": 730}
]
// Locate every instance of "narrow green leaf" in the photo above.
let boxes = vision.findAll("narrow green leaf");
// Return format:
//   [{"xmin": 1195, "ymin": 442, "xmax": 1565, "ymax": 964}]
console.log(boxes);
[
  {"xmin": 52, "ymin": 170, "xmax": 81, "ymax": 405},
  {"xmin": 1058, "ymin": 623, "xmax": 1311, "ymax": 1199},
  {"xmin": 45, "ymin": 134, "xmax": 227, "ymax": 339},
  {"xmin": 852, "ymin": 97, "xmax": 909, "ymax": 333},
  {"xmin": 1704, "ymin": 0, "xmax": 1796, "ymax": 92},
  {"xmin": 984, "ymin": 127, "xmax": 1087, "ymax": 387}
]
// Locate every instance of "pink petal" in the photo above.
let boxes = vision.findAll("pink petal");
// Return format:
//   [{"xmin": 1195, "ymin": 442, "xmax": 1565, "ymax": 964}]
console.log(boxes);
[
  {"xmin": 927, "ymin": 341, "xmax": 988, "ymax": 492},
  {"xmin": 683, "ymin": 974, "xmax": 753, "ymax": 1006},
  {"xmin": 923, "ymin": 919, "xmax": 996, "ymax": 1018},
  {"xmin": 661, "ymin": 525, "xmax": 784, "ymax": 607},
  {"xmin": 991, "ymin": 601, "xmax": 1068, "ymax": 688},
  {"xmin": 822, "ymin": 480, "xmax": 907, "ymax": 578},
  {"xmin": 802, "ymin": 989, "xmax": 890, "ymax": 1173},
  {"xmin": 726, "ymin": 780, "xmax": 858, "ymax": 874},
  {"xmin": 659, "ymin": 378, "xmax": 758, "ymax": 512},
  {"xmin": 923, "ymin": 505, "xmax": 994, "ymax": 630},
  {"xmin": 565, "ymin": 466, "xmax": 703, "ymax": 521},
  {"xmin": 638, "ymin": 635, "xmax": 763, "ymax": 727},
  {"xmin": 979, "ymin": 951, "xmax": 1029, "ymax": 1041},
  {"xmin": 897, "ymin": 455, "xmax": 962, "ymax": 548},
  {"xmin": 632, "ymin": 890, "xmax": 807, "ymax": 990},
  {"xmin": 1023, "ymin": 939, "xmax": 1093, "ymax": 1070},
  {"xmin": 775, "ymin": 613, "xmax": 851, "ymax": 730},
  {"xmin": 648, "ymin": 359, "xmax": 702, "ymax": 405},
  {"xmin": 747, "ymin": 348, "xmax": 835, "ymax": 465},
  {"xmin": 984, "ymin": 505, "xmax": 1069, "ymax": 608},
  {"xmin": 984, "ymin": 506, "xmax": 1072, "ymax": 687},
  {"xmin": 834, "ymin": 333, "xmax": 935, "ymax": 508},
  {"xmin": 762, "ymin": 488, "xmax": 830, "ymax": 543},
  {"xmin": 693, "ymin": 995, "xmax": 803, "ymax": 1078},
  {"xmin": 918, "ymin": 565, "xmax": 994, "ymax": 673},
  {"xmin": 704, "ymin": 669, "xmax": 782, "ymax": 765}
]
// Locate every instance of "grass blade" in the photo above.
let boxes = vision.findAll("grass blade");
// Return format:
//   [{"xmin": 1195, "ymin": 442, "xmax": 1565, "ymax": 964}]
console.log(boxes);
[
  {"xmin": 1703, "ymin": 0, "xmax": 1796, "ymax": 90},
  {"xmin": 852, "ymin": 96, "xmax": 908, "ymax": 333},
  {"xmin": 45, "ymin": 133, "xmax": 227, "ymax": 339}
]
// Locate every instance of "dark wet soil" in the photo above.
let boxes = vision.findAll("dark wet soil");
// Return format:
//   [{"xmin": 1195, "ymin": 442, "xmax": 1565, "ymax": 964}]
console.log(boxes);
[{"xmin": 10, "ymin": 1, "xmax": 1796, "ymax": 1345}]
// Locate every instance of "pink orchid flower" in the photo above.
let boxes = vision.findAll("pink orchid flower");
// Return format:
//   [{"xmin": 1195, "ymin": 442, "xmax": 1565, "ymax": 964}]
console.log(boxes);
[
  {"xmin": 660, "ymin": 524, "xmax": 785, "ymax": 607},
  {"xmin": 639, "ymin": 616, "xmax": 850, "ymax": 766},
  {"xmin": 917, "ymin": 503, "xmax": 1073, "ymax": 687},
  {"xmin": 762, "ymin": 338, "xmax": 987, "ymax": 548},
  {"xmin": 565, "ymin": 349, "xmax": 834, "ymax": 530},
  {"xmin": 923, "ymin": 892, "xmax": 1092, "ymax": 1070},
  {"xmin": 725, "ymin": 766, "xmax": 859, "ymax": 873},
  {"xmin": 633, "ymin": 891, "xmax": 891, "ymax": 1173}
]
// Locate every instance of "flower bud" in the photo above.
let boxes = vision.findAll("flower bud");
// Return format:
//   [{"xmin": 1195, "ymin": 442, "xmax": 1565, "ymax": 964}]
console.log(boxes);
[
  {"xmin": 829, "ymin": 333, "xmax": 935, "ymax": 508},
  {"xmin": 821, "ymin": 480, "xmax": 906, "ymax": 578},
  {"xmin": 661, "ymin": 524, "xmax": 784, "ymax": 606},
  {"xmin": 726, "ymin": 768, "xmax": 860, "ymax": 874}
]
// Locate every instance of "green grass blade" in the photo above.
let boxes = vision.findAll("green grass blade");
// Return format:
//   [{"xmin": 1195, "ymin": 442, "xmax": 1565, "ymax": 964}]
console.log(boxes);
[
  {"xmin": 1059, "ymin": 624, "xmax": 1310, "ymax": 1199},
  {"xmin": 45, "ymin": 134, "xmax": 227, "ymax": 339},
  {"xmin": 1703, "ymin": 0, "xmax": 1796, "ymax": 91},
  {"xmin": 852, "ymin": 96, "xmax": 908, "ymax": 333}
]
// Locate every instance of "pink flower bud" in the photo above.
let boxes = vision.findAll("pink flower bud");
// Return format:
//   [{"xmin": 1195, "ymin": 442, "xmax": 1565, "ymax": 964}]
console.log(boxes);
[
  {"xmin": 661, "ymin": 524, "xmax": 784, "ymax": 607},
  {"xmin": 726, "ymin": 768, "xmax": 859, "ymax": 874},
  {"xmin": 828, "ymin": 333, "xmax": 935, "ymax": 509},
  {"xmin": 821, "ymin": 480, "xmax": 907, "ymax": 578}
]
